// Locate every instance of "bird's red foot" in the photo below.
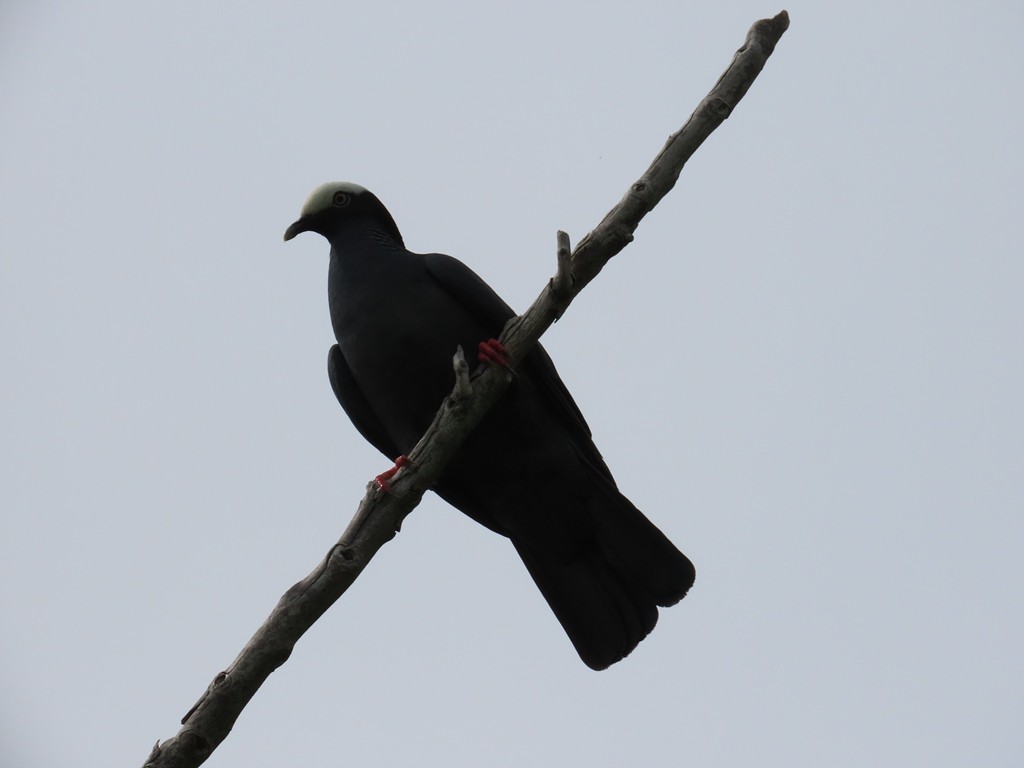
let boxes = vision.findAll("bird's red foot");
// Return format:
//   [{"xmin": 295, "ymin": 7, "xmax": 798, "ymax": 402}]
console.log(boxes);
[
  {"xmin": 375, "ymin": 455, "xmax": 411, "ymax": 493},
  {"xmin": 478, "ymin": 338, "xmax": 510, "ymax": 368}
]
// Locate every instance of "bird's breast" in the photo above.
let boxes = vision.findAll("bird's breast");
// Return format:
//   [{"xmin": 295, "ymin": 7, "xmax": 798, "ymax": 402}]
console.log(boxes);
[{"xmin": 328, "ymin": 253, "xmax": 489, "ymax": 448}]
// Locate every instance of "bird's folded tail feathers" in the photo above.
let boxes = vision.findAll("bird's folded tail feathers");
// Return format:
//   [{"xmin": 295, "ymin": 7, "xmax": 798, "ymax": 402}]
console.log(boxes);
[
  {"xmin": 579, "ymin": 455, "xmax": 696, "ymax": 607},
  {"xmin": 594, "ymin": 492, "xmax": 696, "ymax": 607},
  {"xmin": 510, "ymin": 468, "xmax": 694, "ymax": 669},
  {"xmin": 511, "ymin": 539, "xmax": 657, "ymax": 670}
]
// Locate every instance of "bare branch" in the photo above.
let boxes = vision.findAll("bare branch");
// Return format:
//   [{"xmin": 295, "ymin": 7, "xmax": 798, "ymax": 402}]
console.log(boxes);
[{"xmin": 142, "ymin": 11, "xmax": 788, "ymax": 768}]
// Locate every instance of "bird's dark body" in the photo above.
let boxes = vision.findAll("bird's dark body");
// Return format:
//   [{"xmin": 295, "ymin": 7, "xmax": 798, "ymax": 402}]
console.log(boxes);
[{"xmin": 288, "ymin": 184, "xmax": 694, "ymax": 669}]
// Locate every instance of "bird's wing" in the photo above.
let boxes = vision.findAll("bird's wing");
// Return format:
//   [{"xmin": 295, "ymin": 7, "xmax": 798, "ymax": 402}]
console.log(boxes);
[
  {"xmin": 422, "ymin": 252, "xmax": 517, "ymax": 331},
  {"xmin": 328, "ymin": 344, "xmax": 402, "ymax": 460},
  {"xmin": 423, "ymin": 253, "xmax": 611, "ymax": 476}
]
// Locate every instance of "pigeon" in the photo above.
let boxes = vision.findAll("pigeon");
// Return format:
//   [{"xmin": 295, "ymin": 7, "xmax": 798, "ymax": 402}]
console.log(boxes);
[{"xmin": 285, "ymin": 182, "xmax": 695, "ymax": 669}]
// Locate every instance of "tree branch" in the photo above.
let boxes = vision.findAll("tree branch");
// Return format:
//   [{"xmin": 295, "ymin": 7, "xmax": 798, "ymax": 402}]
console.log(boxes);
[{"xmin": 142, "ymin": 11, "xmax": 789, "ymax": 767}]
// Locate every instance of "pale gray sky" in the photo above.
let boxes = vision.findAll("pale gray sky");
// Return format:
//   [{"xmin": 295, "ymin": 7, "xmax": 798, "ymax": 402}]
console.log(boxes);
[{"xmin": 2, "ymin": 1, "xmax": 1021, "ymax": 766}]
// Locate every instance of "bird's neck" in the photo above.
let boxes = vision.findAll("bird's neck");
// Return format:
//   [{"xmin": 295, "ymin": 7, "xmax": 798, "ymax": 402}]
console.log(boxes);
[{"xmin": 327, "ymin": 219, "xmax": 405, "ymax": 255}]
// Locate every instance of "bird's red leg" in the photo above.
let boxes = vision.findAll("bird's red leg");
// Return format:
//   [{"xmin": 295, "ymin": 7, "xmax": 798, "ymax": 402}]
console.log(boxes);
[
  {"xmin": 478, "ymin": 338, "xmax": 510, "ymax": 368},
  {"xmin": 375, "ymin": 455, "xmax": 411, "ymax": 493}
]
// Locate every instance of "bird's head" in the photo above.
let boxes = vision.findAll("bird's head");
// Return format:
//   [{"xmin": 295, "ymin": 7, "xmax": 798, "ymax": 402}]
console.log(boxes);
[{"xmin": 283, "ymin": 182, "xmax": 403, "ymax": 244}]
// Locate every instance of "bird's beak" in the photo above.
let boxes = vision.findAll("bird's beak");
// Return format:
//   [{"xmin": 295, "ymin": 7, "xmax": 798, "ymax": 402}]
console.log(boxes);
[{"xmin": 283, "ymin": 216, "xmax": 312, "ymax": 242}]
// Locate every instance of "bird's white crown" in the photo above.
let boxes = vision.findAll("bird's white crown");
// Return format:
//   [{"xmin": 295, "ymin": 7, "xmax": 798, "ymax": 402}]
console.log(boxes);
[{"xmin": 298, "ymin": 181, "xmax": 368, "ymax": 216}]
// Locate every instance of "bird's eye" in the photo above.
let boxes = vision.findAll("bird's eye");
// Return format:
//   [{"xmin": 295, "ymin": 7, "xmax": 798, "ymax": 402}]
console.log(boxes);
[{"xmin": 332, "ymin": 191, "xmax": 351, "ymax": 208}]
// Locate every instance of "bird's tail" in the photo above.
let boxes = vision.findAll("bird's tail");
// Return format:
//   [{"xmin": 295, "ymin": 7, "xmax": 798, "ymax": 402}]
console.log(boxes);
[{"xmin": 512, "ymin": 469, "xmax": 694, "ymax": 670}]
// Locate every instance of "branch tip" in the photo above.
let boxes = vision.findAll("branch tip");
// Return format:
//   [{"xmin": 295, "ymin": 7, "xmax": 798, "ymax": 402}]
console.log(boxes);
[{"xmin": 746, "ymin": 10, "xmax": 790, "ymax": 56}]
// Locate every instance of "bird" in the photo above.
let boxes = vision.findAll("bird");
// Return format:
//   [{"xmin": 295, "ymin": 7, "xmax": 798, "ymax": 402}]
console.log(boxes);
[{"xmin": 284, "ymin": 182, "xmax": 695, "ymax": 669}]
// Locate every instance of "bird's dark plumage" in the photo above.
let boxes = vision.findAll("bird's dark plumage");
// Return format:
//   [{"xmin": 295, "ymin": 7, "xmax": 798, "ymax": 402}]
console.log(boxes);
[{"xmin": 286, "ymin": 182, "xmax": 695, "ymax": 669}]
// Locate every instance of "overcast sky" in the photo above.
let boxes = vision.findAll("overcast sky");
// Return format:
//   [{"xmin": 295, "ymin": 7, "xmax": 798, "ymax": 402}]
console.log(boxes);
[{"xmin": 2, "ymin": 1, "xmax": 1021, "ymax": 766}]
